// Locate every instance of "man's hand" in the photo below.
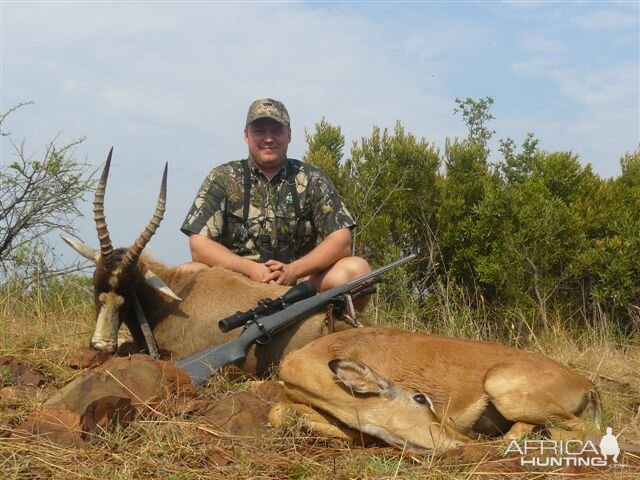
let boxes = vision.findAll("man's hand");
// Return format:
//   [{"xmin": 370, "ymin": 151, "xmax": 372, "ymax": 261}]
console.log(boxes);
[
  {"xmin": 246, "ymin": 261, "xmax": 277, "ymax": 283},
  {"xmin": 264, "ymin": 260, "xmax": 299, "ymax": 286}
]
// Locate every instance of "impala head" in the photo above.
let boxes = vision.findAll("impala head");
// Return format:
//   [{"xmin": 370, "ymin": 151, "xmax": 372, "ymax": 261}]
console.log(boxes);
[
  {"xmin": 326, "ymin": 359, "xmax": 465, "ymax": 451},
  {"xmin": 61, "ymin": 148, "xmax": 179, "ymax": 353},
  {"xmin": 279, "ymin": 348, "xmax": 467, "ymax": 452}
]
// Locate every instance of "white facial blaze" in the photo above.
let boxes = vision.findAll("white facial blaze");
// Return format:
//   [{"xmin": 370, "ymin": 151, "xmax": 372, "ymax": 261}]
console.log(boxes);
[{"xmin": 92, "ymin": 292, "xmax": 125, "ymax": 352}]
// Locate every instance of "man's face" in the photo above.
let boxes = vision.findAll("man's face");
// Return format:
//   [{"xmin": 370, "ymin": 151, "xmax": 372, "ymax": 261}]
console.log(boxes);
[{"xmin": 244, "ymin": 118, "xmax": 291, "ymax": 174}]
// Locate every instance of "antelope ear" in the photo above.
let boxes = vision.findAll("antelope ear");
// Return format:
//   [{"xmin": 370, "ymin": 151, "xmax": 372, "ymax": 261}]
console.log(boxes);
[
  {"xmin": 144, "ymin": 269, "xmax": 182, "ymax": 301},
  {"xmin": 328, "ymin": 359, "xmax": 390, "ymax": 394},
  {"xmin": 60, "ymin": 234, "xmax": 99, "ymax": 263}
]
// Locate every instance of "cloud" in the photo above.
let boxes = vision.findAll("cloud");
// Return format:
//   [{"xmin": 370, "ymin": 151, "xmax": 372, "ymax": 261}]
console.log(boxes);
[
  {"xmin": 2, "ymin": 2, "xmax": 465, "ymax": 263},
  {"xmin": 550, "ymin": 61, "xmax": 638, "ymax": 108},
  {"xmin": 2, "ymin": 1, "xmax": 638, "ymax": 264},
  {"xmin": 508, "ymin": 55, "xmax": 638, "ymax": 177},
  {"xmin": 402, "ymin": 22, "xmax": 498, "ymax": 61},
  {"xmin": 509, "ymin": 2, "xmax": 638, "ymax": 176},
  {"xmin": 513, "ymin": 52, "xmax": 637, "ymax": 109},
  {"xmin": 512, "ymin": 56, "xmax": 560, "ymax": 77},
  {"xmin": 502, "ymin": 1, "xmax": 548, "ymax": 10},
  {"xmin": 517, "ymin": 32, "xmax": 566, "ymax": 55},
  {"xmin": 574, "ymin": 9, "xmax": 639, "ymax": 31}
]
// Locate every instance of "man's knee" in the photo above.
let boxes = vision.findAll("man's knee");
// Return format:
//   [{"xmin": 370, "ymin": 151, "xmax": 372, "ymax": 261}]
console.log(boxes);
[
  {"xmin": 315, "ymin": 256, "xmax": 370, "ymax": 290},
  {"xmin": 337, "ymin": 256, "xmax": 371, "ymax": 280},
  {"xmin": 332, "ymin": 256, "xmax": 372, "ymax": 311}
]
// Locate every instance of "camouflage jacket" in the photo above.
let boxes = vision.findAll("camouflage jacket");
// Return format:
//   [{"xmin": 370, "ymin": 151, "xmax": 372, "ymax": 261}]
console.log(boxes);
[{"xmin": 181, "ymin": 158, "xmax": 355, "ymax": 262}]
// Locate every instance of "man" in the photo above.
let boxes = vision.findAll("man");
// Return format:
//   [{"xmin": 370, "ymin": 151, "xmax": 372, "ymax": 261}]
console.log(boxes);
[{"xmin": 180, "ymin": 98, "xmax": 370, "ymax": 292}]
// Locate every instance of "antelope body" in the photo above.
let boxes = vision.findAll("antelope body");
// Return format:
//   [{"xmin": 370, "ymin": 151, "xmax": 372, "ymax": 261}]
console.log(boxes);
[
  {"xmin": 273, "ymin": 327, "xmax": 601, "ymax": 451},
  {"xmin": 63, "ymin": 149, "xmax": 354, "ymax": 376}
]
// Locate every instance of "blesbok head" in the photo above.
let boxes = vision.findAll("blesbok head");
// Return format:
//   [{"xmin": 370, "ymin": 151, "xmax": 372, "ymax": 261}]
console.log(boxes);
[{"xmin": 62, "ymin": 148, "xmax": 180, "ymax": 353}]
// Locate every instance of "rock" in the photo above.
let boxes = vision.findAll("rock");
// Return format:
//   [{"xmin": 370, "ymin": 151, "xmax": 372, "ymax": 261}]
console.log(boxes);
[
  {"xmin": 174, "ymin": 397, "xmax": 210, "ymax": 416},
  {"xmin": 199, "ymin": 380, "xmax": 284, "ymax": 437},
  {"xmin": 0, "ymin": 356, "xmax": 47, "ymax": 387},
  {"xmin": 67, "ymin": 347, "xmax": 113, "ymax": 369},
  {"xmin": 0, "ymin": 385, "xmax": 34, "ymax": 401},
  {"xmin": 254, "ymin": 380, "xmax": 286, "ymax": 403},
  {"xmin": 200, "ymin": 391, "xmax": 273, "ymax": 437},
  {"xmin": 439, "ymin": 443, "xmax": 498, "ymax": 463},
  {"xmin": 16, "ymin": 404, "xmax": 92, "ymax": 446},
  {"xmin": 16, "ymin": 354, "xmax": 195, "ymax": 446},
  {"xmin": 473, "ymin": 457, "xmax": 525, "ymax": 474}
]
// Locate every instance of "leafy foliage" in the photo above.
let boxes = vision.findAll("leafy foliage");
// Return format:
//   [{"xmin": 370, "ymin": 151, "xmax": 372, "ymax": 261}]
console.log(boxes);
[
  {"xmin": 0, "ymin": 103, "xmax": 95, "ymax": 286},
  {"xmin": 454, "ymin": 96, "xmax": 495, "ymax": 152},
  {"xmin": 304, "ymin": 101, "xmax": 639, "ymax": 334},
  {"xmin": 303, "ymin": 117, "xmax": 346, "ymax": 193}
]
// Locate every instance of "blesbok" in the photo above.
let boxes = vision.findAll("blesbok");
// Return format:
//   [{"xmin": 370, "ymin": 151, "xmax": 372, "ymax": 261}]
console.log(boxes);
[
  {"xmin": 62, "ymin": 149, "xmax": 357, "ymax": 376},
  {"xmin": 270, "ymin": 327, "xmax": 601, "ymax": 451}
]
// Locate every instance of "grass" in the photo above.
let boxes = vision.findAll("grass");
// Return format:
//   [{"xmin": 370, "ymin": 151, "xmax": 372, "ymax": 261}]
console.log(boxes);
[{"xmin": 1, "ymin": 276, "xmax": 639, "ymax": 479}]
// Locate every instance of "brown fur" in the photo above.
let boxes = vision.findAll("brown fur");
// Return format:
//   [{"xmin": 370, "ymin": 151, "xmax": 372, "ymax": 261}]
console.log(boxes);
[
  {"xmin": 275, "ymin": 327, "xmax": 601, "ymax": 451},
  {"xmin": 96, "ymin": 252, "xmax": 356, "ymax": 376}
]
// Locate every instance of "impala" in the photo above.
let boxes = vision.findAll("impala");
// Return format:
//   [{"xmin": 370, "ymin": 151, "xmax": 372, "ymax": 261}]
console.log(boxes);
[{"xmin": 271, "ymin": 327, "xmax": 601, "ymax": 451}]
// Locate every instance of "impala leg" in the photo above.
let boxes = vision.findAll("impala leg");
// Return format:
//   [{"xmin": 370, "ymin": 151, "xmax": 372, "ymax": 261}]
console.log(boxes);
[
  {"xmin": 269, "ymin": 402, "xmax": 357, "ymax": 441},
  {"xmin": 547, "ymin": 426, "xmax": 585, "ymax": 441},
  {"xmin": 483, "ymin": 361, "xmax": 594, "ymax": 435},
  {"xmin": 504, "ymin": 422, "xmax": 537, "ymax": 440},
  {"xmin": 503, "ymin": 418, "xmax": 587, "ymax": 441}
]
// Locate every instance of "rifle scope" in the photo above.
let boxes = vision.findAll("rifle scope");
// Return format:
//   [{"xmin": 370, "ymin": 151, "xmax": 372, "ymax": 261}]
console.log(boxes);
[{"xmin": 218, "ymin": 280, "xmax": 317, "ymax": 333}]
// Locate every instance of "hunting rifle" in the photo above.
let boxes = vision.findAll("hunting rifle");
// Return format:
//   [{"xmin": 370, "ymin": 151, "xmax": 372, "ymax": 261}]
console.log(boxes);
[{"xmin": 175, "ymin": 254, "xmax": 416, "ymax": 386}]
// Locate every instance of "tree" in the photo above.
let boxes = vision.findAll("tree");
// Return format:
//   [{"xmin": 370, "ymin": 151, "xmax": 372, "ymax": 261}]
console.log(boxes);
[
  {"xmin": 303, "ymin": 118, "xmax": 347, "ymax": 193},
  {"xmin": 497, "ymin": 133, "xmax": 540, "ymax": 185},
  {"xmin": 453, "ymin": 96, "xmax": 495, "ymax": 153},
  {"xmin": 438, "ymin": 97, "xmax": 497, "ymax": 288},
  {"xmin": 0, "ymin": 103, "xmax": 95, "ymax": 285},
  {"xmin": 304, "ymin": 120, "xmax": 441, "ymax": 311},
  {"xmin": 571, "ymin": 148, "xmax": 640, "ymax": 326},
  {"xmin": 343, "ymin": 122, "xmax": 440, "ymax": 265},
  {"xmin": 438, "ymin": 138, "xmax": 493, "ymax": 287}
]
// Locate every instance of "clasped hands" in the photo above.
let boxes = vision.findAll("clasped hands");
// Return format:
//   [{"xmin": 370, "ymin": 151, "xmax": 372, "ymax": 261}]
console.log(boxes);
[{"xmin": 248, "ymin": 259, "xmax": 299, "ymax": 286}]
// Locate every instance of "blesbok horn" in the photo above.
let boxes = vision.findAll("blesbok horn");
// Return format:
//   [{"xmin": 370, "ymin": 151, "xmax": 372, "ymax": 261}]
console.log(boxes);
[
  {"xmin": 144, "ymin": 269, "xmax": 182, "ymax": 301},
  {"xmin": 59, "ymin": 234, "xmax": 99, "ymax": 263},
  {"xmin": 94, "ymin": 148, "xmax": 116, "ymax": 269},
  {"xmin": 120, "ymin": 162, "xmax": 168, "ymax": 273}
]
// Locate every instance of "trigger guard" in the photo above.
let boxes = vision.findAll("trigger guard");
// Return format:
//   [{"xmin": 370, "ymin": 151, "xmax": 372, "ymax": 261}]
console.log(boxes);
[{"xmin": 256, "ymin": 334, "xmax": 272, "ymax": 345}]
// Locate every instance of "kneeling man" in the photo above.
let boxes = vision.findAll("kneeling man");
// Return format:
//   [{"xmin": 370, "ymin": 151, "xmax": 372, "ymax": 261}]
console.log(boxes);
[{"xmin": 180, "ymin": 98, "xmax": 370, "ymax": 294}]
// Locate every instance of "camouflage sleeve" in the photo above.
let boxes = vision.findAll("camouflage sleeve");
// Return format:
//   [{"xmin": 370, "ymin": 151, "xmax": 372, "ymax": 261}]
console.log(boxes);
[
  {"xmin": 308, "ymin": 170, "xmax": 356, "ymax": 238},
  {"xmin": 180, "ymin": 167, "xmax": 227, "ymax": 239}
]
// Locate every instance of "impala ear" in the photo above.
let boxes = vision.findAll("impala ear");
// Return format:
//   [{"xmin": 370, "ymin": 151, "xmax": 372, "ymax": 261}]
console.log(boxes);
[
  {"xmin": 60, "ymin": 234, "xmax": 99, "ymax": 263},
  {"xmin": 328, "ymin": 359, "xmax": 390, "ymax": 394},
  {"xmin": 144, "ymin": 269, "xmax": 182, "ymax": 301}
]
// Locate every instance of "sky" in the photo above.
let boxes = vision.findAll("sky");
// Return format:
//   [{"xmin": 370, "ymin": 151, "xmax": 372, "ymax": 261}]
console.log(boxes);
[{"xmin": 1, "ymin": 0, "xmax": 638, "ymax": 266}]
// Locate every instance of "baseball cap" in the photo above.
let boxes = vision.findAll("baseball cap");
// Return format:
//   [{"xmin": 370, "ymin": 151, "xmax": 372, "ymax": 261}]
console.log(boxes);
[{"xmin": 246, "ymin": 98, "xmax": 290, "ymax": 127}]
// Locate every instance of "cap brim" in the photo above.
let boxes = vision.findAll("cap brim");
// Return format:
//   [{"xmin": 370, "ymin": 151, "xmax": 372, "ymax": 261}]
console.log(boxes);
[{"xmin": 246, "ymin": 114, "xmax": 289, "ymax": 127}]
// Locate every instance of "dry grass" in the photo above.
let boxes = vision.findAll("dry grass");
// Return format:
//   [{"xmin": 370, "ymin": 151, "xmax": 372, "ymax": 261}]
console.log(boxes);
[{"xmin": 1, "ymin": 279, "xmax": 639, "ymax": 479}]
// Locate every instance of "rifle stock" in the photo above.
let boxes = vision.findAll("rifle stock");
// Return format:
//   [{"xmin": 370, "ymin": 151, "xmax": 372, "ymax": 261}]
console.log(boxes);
[{"xmin": 175, "ymin": 254, "xmax": 416, "ymax": 386}]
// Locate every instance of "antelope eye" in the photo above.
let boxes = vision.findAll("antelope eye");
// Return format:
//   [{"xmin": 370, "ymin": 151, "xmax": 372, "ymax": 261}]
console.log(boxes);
[{"xmin": 413, "ymin": 393, "xmax": 428, "ymax": 404}]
